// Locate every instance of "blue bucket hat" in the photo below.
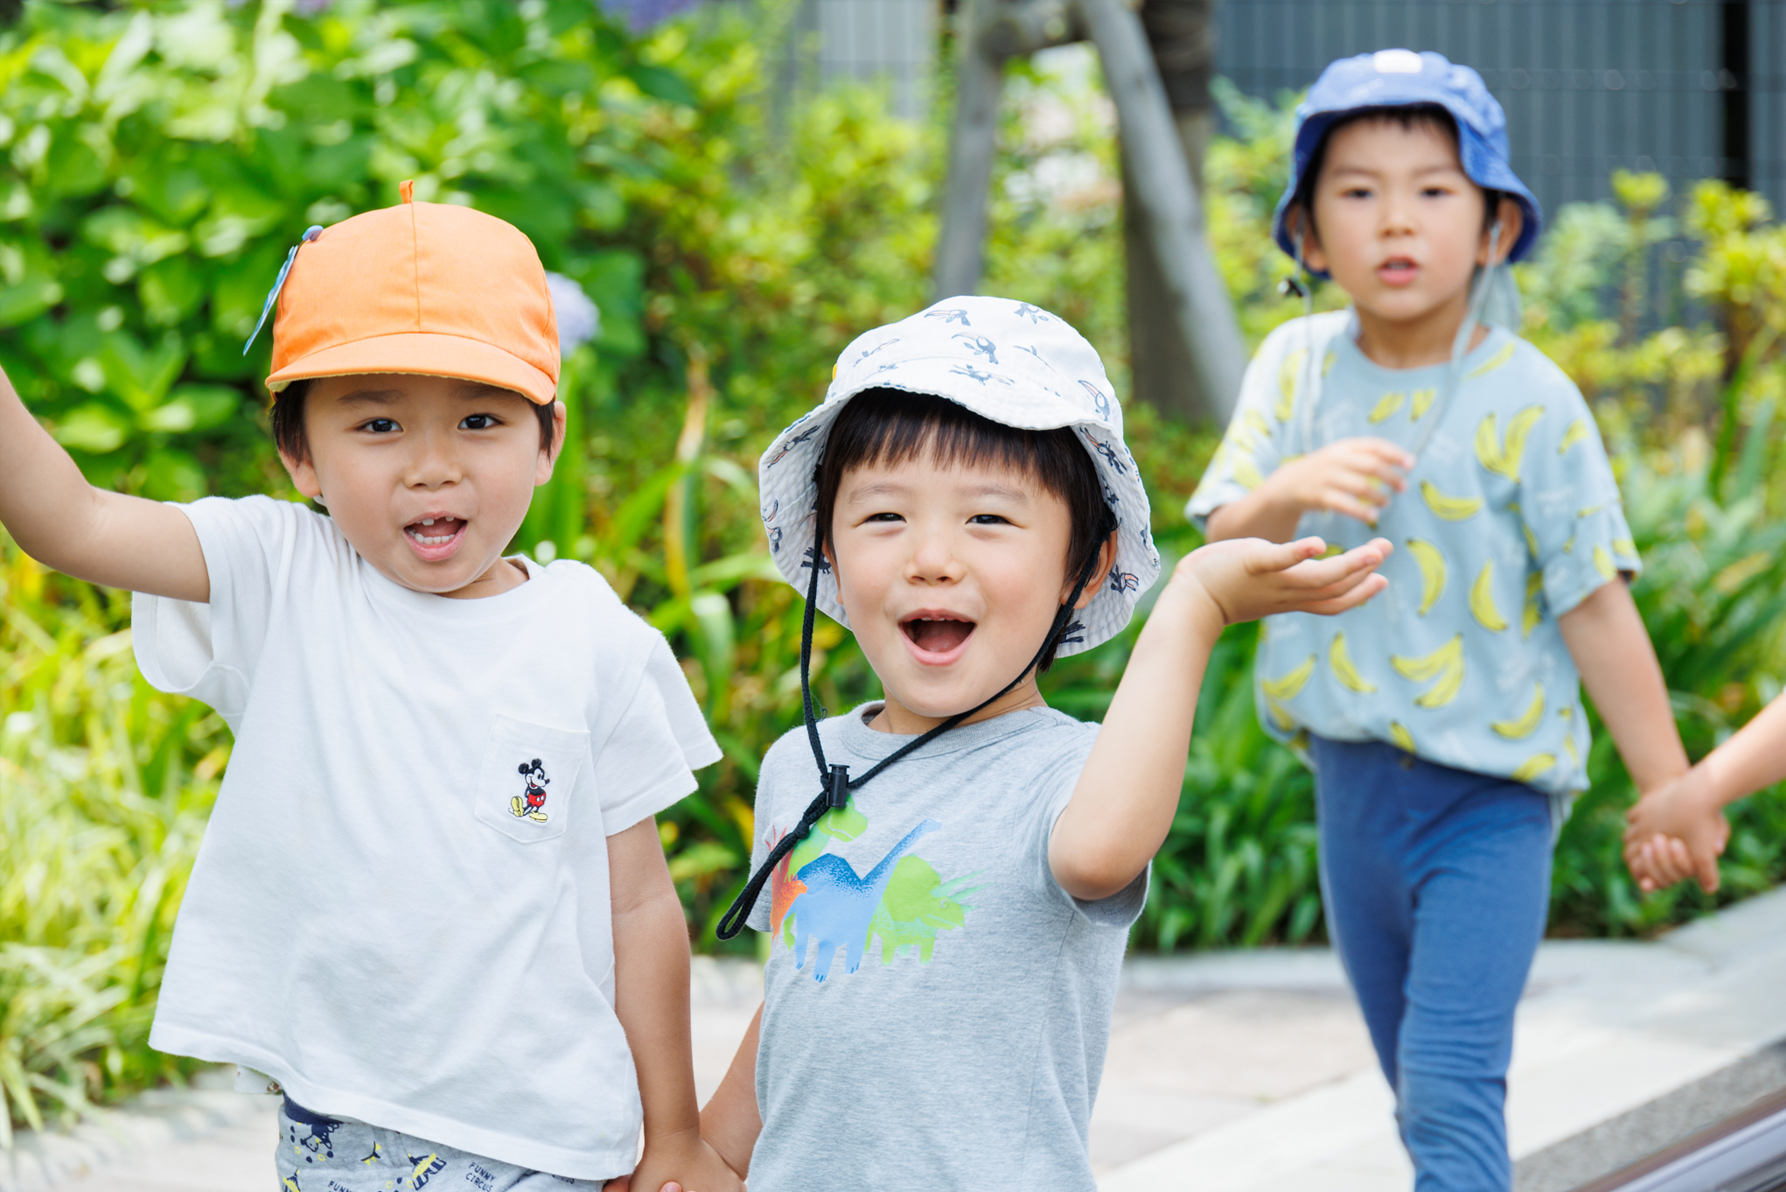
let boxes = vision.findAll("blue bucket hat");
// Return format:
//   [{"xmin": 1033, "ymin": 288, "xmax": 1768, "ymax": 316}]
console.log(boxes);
[{"xmin": 1271, "ymin": 49, "xmax": 1543, "ymax": 271}]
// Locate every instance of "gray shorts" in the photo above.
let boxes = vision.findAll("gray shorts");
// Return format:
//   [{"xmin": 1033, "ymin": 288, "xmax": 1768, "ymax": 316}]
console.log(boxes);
[{"xmin": 277, "ymin": 1096, "xmax": 608, "ymax": 1192}]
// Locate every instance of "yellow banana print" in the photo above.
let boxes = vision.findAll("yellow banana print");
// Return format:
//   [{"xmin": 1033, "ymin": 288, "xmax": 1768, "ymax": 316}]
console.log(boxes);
[
  {"xmin": 1512, "ymin": 753, "xmax": 1556, "ymax": 783},
  {"xmin": 1276, "ymin": 348, "xmax": 1306, "ymax": 422},
  {"xmin": 1410, "ymin": 387, "xmax": 1437, "ymax": 420},
  {"xmin": 1470, "ymin": 560, "xmax": 1508, "ymax": 632},
  {"xmin": 1262, "ymin": 655, "xmax": 1316, "ymax": 702},
  {"xmin": 1391, "ymin": 635, "xmax": 1465, "ymax": 708},
  {"xmin": 1593, "ymin": 545, "xmax": 1616, "ymax": 580},
  {"xmin": 1329, "ymin": 633, "xmax": 1377, "ymax": 693},
  {"xmin": 1421, "ymin": 481, "xmax": 1483, "ymax": 521},
  {"xmin": 1474, "ymin": 404, "xmax": 1545, "ymax": 481},
  {"xmin": 1389, "ymin": 721, "xmax": 1416, "ymax": 753},
  {"xmin": 1369, "ymin": 391, "xmax": 1406, "ymax": 423},
  {"xmin": 1323, "ymin": 350, "xmax": 1337, "ymax": 376},
  {"xmin": 1613, "ymin": 537, "xmax": 1637, "ymax": 559},
  {"xmin": 1492, "ymin": 682, "xmax": 1545, "ymax": 739},
  {"xmin": 1508, "ymin": 502, "xmax": 1540, "ymax": 558},
  {"xmin": 1265, "ymin": 699, "xmax": 1296, "ymax": 732},
  {"xmin": 1407, "ymin": 538, "xmax": 1447, "ymax": 615},
  {"xmin": 1466, "ymin": 340, "xmax": 1516, "ymax": 379},
  {"xmin": 1243, "ymin": 408, "xmax": 1272, "ymax": 439},
  {"xmin": 1578, "ymin": 502, "xmax": 1606, "ymax": 518},
  {"xmin": 1559, "ymin": 418, "xmax": 1591, "ymax": 454},
  {"xmin": 1522, "ymin": 572, "xmax": 1543, "ymax": 637},
  {"xmin": 1233, "ymin": 453, "xmax": 1264, "ymax": 490}
]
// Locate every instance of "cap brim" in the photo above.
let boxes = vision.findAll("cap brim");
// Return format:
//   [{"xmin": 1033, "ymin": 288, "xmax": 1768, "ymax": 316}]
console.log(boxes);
[{"xmin": 266, "ymin": 332, "xmax": 557, "ymax": 405}]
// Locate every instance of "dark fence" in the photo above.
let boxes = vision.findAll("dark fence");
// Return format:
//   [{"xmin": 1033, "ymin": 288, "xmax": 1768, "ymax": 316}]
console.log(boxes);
[{"xmin": 1216, "ymin": 0, "xmax": 1786, "ymax": 220}]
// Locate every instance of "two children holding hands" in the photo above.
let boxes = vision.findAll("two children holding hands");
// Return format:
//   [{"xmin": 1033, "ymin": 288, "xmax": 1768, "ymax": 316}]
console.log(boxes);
[{"xmin": 0, "ymin": 44, "xmax": 1760, "ymax": 1192}]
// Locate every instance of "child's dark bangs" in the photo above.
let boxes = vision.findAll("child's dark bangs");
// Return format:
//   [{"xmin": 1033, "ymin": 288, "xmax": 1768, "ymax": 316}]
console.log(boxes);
[{"xmin": 847, "ymin": 391, "xmax": 1046, "ymax": 481}]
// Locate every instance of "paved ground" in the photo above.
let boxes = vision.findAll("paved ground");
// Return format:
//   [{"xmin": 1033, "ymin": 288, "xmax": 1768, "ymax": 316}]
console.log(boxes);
[{"xmin": 7, "ymin": 887, "xmax": 1786, "ymax": 1192}]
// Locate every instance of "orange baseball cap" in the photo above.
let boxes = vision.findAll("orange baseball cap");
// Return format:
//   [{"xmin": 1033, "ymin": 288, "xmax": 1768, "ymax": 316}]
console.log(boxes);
[{"xmin": 263, "ymin": 181, "xmax": 559, "ymax": 405}]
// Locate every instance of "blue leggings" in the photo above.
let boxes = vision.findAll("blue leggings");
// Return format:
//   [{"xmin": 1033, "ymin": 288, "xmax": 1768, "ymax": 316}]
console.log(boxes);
[{"xmin": 1311, "ymin": 737, "xmax": 1555, "ymax": 1192}]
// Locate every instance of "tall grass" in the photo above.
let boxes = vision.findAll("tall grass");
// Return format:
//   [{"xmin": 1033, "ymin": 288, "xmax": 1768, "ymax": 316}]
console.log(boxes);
[{"xmin": 0, "ymin": 545, "xmax": 224, "ymax": 1138}]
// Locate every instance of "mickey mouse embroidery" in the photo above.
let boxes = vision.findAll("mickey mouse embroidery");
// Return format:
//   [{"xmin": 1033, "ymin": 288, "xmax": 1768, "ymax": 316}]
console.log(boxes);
[{"xmin": 511, "ymin": 758, "xmax": 549, "ymax": 822}]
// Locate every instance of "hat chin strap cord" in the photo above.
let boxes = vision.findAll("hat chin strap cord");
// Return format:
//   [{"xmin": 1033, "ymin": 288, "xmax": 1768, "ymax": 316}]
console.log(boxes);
[
  {"xmin": 716, "ymin": 514, "xmax": 1111, "ymax": 941},
  {"xmin": 1291, "ymin": 220, "xmax": 1504, "ymax": 464}
]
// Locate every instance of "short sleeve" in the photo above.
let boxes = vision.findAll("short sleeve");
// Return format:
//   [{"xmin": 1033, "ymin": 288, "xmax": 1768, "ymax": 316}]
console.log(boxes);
[
  {"xmin": 1514, "ymin": 383, "xmax": 1640, "ymax": 618},
  {"xmin": 743, "ymin": 731, "xmax": 806, "ymax": 934},
  {"xmin": 1030, "ymin": 728, "xmax": 1149, "ymax": 930},
  {"xmin": 589, "ymin": 634, "xmax": 722, "ymax": 834},
  {"xmin": 131, "ymin": 495, "xmax": 305, "ymax": 723},
  {"xmin": 1185, "ymin": 317, "xmax": 1347, "ymax": 531}
]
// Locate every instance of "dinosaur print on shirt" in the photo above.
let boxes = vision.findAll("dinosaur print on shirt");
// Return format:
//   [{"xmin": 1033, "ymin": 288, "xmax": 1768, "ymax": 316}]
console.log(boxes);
[{"xmin": 768, "ymin": 806, "xmax": 985, "ymax": 982}]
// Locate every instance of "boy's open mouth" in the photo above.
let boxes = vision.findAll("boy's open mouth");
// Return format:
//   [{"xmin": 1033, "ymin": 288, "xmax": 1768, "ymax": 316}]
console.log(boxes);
[
  {"xmin": 1378, "ymin": 256, "xmax": 1419, "ymax": 285},
  {"xmin": 900, "ymin": 614, "xmax": 976, "ymax": 662},
  {"xmin": 404, "ymin": 516, "xmax": 467, "ymax": 562}
]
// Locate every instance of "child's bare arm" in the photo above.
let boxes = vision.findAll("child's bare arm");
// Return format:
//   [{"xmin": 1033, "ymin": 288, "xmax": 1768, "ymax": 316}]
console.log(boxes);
[
  {"xmin": 1050, "ymin": 536, "xmax": 1391, "ymax": 901},
  {"xmin": 698, "ymin": 1002, "xmax": 761, "ymax": 1179},
  {"xmin": 0, "ymin": 368, "xmax": 208, "ymax": 601},
  {"xmin": 608, "ymin": 818, "xmax": 742, "ymax": 1192},
  {"xmin": 1556, "ymin": 580, "xmax": 1686, "ymax": 794},
  {"xmin": 1205, "ymin": 439, "xmax": 1414, "ymax": 544}
]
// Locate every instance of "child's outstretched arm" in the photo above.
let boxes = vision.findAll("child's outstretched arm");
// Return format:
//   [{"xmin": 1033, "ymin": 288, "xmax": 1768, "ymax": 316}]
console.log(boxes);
[
  {"xmin": 1624, "ymin": 694, "xmax": 1786, "ymax": 894},
  {"xmin": 1556, "ymin": 580, "xmax": 1688, "ymax": 792},
  {"xmin": 607, "ymin": 819, "xmax": 743, "ymax": 1192},
  {"xmin": 1049, "ymin": 536, "xmax": 1391, "ymax": 901},
  {"xmin": 0, "ymin": 367, "xmax": 208, "ymax": 601}
]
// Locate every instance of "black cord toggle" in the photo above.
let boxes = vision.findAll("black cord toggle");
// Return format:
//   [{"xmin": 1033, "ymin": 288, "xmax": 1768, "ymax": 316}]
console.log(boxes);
[{"xmin": 826, "ymin": 764, "xmax": 851, "ymax": 810}]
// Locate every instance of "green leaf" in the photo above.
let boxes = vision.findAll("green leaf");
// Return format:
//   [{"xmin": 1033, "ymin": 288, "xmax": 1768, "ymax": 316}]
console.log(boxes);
[
  {"xmin": 141, "ymin": 385, "xmax": 240, "ymax": 433},
  {"xmin": 0, "ymin": 276, "xmax": 63, "ymax": 328},
  {"xmin": 99, "ymin": 331, "xmax": 187, "ymax": 413},
  {"xmin": 629, "ymin": 63, "xmax": 697, "ymax": 106},
  {"xmin": 52, "ymin": 403, "xmax": 132, "ymax": 454}
]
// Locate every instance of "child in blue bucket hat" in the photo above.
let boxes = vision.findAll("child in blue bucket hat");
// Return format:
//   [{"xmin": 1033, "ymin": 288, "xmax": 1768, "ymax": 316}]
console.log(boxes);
[
  {"xmin": 1188, "ymin": 50, "xmax": 1688, "ymax": 1190},
  {"xmin": 683, "ymin": 296, "xmax": 1392, "ymax": 1191}
]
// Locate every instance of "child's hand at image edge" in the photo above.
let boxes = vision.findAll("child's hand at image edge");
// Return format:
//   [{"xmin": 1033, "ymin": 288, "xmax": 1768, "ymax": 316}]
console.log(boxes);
[
  {"xmin": 1174, "ymin": 535, "xmax": 1394, "ymax": 630},
  {"xmin": 1623, "ymin": 771, "xmax": 1731, "ymax": 894}
]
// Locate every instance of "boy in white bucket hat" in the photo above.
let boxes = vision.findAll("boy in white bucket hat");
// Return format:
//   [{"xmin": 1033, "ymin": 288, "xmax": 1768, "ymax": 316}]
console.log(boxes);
[{"xmin": 680, "ymin": 296, "xmax": 1391, "ymax": 1191}]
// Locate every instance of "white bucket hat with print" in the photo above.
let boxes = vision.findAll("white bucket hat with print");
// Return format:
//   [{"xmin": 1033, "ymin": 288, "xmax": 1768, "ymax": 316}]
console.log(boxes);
[{"xmin": 756, "ymin": 295, "xmax": 1161, "ymax": 659}]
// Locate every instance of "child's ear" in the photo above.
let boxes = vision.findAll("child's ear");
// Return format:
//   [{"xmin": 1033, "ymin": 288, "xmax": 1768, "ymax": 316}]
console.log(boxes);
[
  {"xmin": 279, "ymin": 446, "xmax": 323, "ymax": 505},
  {"xmin": 536, "ymin": 400, "xmax": 568, "ymax": 485},
  {"xmin": 1065, "ymin": 531, "xmax": 1121, "ymax": 610},
  {"xmin": 1479, "ymin": 197, "xmax": 1525, "ymax": 267},
  {"xmin": 1287, "ymin": 206, "xmax": 1328, "ymax": 276}
]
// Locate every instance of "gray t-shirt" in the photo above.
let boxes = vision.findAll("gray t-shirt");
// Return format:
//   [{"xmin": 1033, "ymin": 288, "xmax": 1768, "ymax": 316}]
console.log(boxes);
[{"xmin": 745, "ymin": 702, "xmax": 1146, "ymax": 1192}]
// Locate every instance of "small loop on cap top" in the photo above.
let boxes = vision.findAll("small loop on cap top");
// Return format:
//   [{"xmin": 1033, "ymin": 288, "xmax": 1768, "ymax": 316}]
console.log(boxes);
[{"xmin": 399, "ymin": 179, "xmax": 414, "ymax": 203}]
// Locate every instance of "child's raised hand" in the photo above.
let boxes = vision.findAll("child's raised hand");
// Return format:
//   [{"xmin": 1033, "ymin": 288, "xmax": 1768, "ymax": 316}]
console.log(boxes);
[
  {"xmin": 1265, "ymin": 437, "xmax": 1414, "ymax": 526},
  {"xmin": 1623, "ymin": 771, "xmax": 1730, "ymax": 894},
  {"xmin": 1172, "ymin": 535, "xmax": 1392, "ymax": 629}
]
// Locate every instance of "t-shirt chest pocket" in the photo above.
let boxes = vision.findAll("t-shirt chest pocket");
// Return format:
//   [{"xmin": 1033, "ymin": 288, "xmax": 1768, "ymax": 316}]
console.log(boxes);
[{"xmin": 473, "ymin": 714, "xmax": 591, "ymax": 844}]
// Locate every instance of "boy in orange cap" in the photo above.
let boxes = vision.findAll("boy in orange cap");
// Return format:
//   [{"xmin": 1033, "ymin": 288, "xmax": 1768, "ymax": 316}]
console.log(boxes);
[{"xmin": 0, "ymin": 186, "xmax": 741, "ymax": 1192}]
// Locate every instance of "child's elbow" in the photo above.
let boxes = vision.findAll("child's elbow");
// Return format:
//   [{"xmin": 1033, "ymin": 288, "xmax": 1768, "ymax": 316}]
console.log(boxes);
[{"xmin": 1050, "ymin": 846, "xmax": 1144, "ymax": 903}]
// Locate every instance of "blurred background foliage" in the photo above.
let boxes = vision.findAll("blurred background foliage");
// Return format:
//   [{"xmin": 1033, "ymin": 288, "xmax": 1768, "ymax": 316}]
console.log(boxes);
[{"xmin": 3, "ymin": 0, "xmax": 1786, "ymax": 1131}]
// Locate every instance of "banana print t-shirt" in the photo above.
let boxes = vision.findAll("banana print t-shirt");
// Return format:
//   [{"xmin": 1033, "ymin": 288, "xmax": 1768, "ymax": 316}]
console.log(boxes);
[{"xmin": 1187, "ymin": 312, "xmax": 1639, "ymax": 798}]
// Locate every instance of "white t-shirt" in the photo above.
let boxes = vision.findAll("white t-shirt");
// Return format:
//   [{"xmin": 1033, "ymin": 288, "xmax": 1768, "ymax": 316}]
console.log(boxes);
[{"xmin": 132, "ymin": 495, "xmax": 721, "ymax": 1180}]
